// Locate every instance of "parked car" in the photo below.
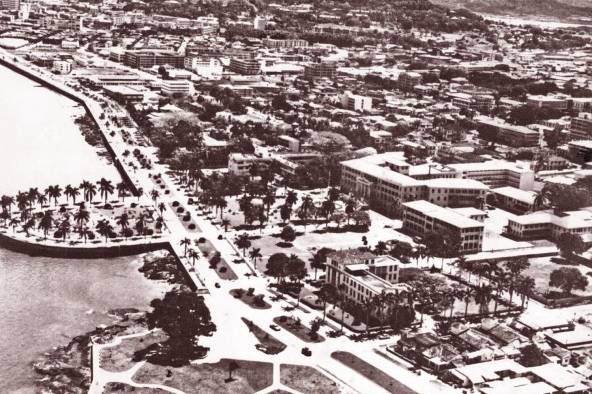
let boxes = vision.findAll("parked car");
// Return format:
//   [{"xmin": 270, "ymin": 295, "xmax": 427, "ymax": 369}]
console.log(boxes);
[
  {"xmin": 301, "ymin": 347, "xmax": 312, "ymax": 356},
  {"xmin": 269, "ymin": 324, "xmax": 280, "ymax": 332}
]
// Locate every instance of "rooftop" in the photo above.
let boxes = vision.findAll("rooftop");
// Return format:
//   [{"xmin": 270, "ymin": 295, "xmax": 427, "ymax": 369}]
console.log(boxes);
[{"xmin": 403, "ymin": 200, "xmax": 485, "ymax": 229}]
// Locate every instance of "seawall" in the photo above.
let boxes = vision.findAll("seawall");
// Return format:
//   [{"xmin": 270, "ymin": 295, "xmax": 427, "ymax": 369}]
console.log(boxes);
[{"xmin": 0, "ymin": 56, "xmax": 139, "ymax": 196}]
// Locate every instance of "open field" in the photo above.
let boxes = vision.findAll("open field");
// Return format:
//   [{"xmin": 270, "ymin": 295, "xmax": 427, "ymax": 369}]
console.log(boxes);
[
  {"xmin": 100, "ymin": 331, "xmax": 169, "ymax": 373},
  {"xmin": 280, "ymin": 364, "xmax": 342, "ymax": 393}
]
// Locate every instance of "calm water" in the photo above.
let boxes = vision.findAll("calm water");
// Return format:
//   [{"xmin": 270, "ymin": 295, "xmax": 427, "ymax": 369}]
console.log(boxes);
[
  {"xmin": 0, "ymin": 64, "xmax": 163, "ymax": 392},
  {"xmin": 0, "ymin": 64, "xmax": 119, "ymax": 196}
]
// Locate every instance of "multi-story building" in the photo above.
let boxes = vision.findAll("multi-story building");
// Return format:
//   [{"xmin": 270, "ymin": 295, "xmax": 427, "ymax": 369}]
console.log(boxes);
[
  {"xmin": 402, "ymin": 200, "xmax": 484, "ymax": 253},
  {"xmin": 52, "ymin": 60, "xmax": 72, "ymax": 74},
  {"xmin": 506, "ymin": 208, "xmax": 592, "ymax": 241},
  {"xmin": 1, "ymin": 0, "xmax": 20, "ymax": 10},
  {"xmin": 491, "ymin": 186, "xmax": 537, "ymax": 214},
  {"xmin": 569, "ymin": 113, "xmax": 592, "ymax": 140},
  {"xmin": 341, "ymin": 91, "xmax": 372, "ymax": 112},
  {"xmin": 450, "ymin": 92, "xmax": 494, "ymax": 114},
  {"xmin": 398, "ymin": 72, "xmax": 422, "ymax": 92},
  {"xmin": 476, "ymin": 117, "xmax": 539, "ymax": 147},
  {"xmin": 124, "ymin": 50, "xmax": 185, "ymax": 69},
  {"xmin": 303, "ymin": 62, "xmax": 336, "ymax": 80},
  {"xmin": 340, "ymin": 153, "xmax": 488, "ymax": 217},
  {"xmin": 253, "ymin": 15, "xmax": 266, "ymax": 30},
  {"xmin": 527, "ymin": 95, "xmax": 569, "ymax": 111},
  {"xmin": 325, "ymin": 249, "xmax": 405, "ymax": 304},
  {"xmin": 228, "ymin": 153, "xmax": 271, "ymax": 176},
  {"xmin": 568, "ymin": 140, "xmax": 592, "ymax": 164},
  {"xmin": 448, "ymin": 161, "xmax": 535, "ymax": 190},
  {"xmin": 262, "ymin": 38, "xmax": 308, "ymax": 49},
  {"xmin": 86, "ymin": 74, "xmax": 146, "ymax": 87},
  {"xmin": 161, "ymin": 79, "xmax": 192, "ymax": 96},
  {"xmin": 228, "ymin": 57, "xmax": 260, "ymax": 75}
]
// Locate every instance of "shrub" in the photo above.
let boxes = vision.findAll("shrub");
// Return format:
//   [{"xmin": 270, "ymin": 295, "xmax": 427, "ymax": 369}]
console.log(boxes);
[
  {"xmin": 172, "ymin": 201, "xmax": 180, "ymax": 207},
  {"xmin": 219, "ymin": 266, "xmax": 227, "ymax": 273},
  {"xmin": 176, "ymin": 207, "xmax": 184, "ymax": 213},
  {"xmin": 104, "ymin": 203, "xmax": 112, "ymax": 209},
  {"xmin": 122, "ymin": 228, "xmax": 134, "ymax": 238},
  {"xmin": 198, "ymin": 237, "xmax": 206, "ymax": 243},
  {"xmin": 188, "ymin": 223, "xmax": 196, "ymax": 230}
]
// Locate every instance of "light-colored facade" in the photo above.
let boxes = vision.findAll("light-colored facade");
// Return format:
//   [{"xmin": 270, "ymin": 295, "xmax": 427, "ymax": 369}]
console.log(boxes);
[
  {"xmin": 325, "ymin": 250, "xmax": 404, "ymax": 304},
  {"xmin": 161, "ymin": 79, "xmax": 192, "ymax": 95},
  {"xmin": 341, "ymin": 91, "xmax": 372, "ymax": 112},
  {"xmin": 447, "ymin": 161, "xmax": 535, "ymax": 191},
  {"xmin": 506, "ymin": 208, "xmax": 592, "ymax": 241},
  {"xmin": 569, "ymin": 113, "xmax": 592, "ymax": 140},
  {"xmin": 52, "ymin": 60, "xmax": 71, "ymax": 74},
  {"xmin": 491, "ymin": 186, "xmax": 537, "ymax": 214},
  {"xmin": 402, "ymin": 200, "xmax": 484, "ymax": 253}
]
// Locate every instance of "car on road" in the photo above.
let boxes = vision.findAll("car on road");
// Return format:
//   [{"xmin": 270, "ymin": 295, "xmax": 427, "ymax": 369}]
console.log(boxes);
[
  {"xmin": 269, "ymin": 324, "xmax": 280, "ymax": 332},
  {"xmin": 302, "ymin": 347, "xmax": 312, "ymax": 356},
  {"xmin": 214, "ymin": 282, "xmax": 221, "ymax": 288}
]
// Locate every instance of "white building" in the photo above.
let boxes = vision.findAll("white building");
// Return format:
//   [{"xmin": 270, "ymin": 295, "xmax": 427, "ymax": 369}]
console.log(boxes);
[
  {"xmin": 161, "ymin": 79, "xmax": 193, "ymax": 96},
  {"xmin": 341, "ymin": 91, "xmax": 372, "ymax": 112},
  {"xmin": 253, "ymin": 15, "xmax": 266, "ymax": 30},
  {"xmin": 52, "ymin": 60, "xmax": 71, "ymax": 74}
]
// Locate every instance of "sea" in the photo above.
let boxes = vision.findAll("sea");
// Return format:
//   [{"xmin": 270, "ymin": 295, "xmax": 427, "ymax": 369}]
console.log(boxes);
[{"xmin": 0, "ymin": 64, "xmax": 166, "ymax": 393}]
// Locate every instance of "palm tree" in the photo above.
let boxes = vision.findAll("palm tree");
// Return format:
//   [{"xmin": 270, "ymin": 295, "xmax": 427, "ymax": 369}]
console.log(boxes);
[
  {"xmin": 58, "ymin": 219, "xmax": 71, "ymax": 241},
  {"xmin": 221, "ymin": 218, "xmax": 230, "ymax": 232},
  {"xmin": 80, "ymin": 180, "xmax": 91, "ymax": 201},
  {"xmin": 136, "ymin": 187, "xmax": 143, "ymax": 202},
  {"xmin": 96, "ymin": 219, "xmax": 113, "ymax": 242},
  {"xmin": 116, "ymin": 182, "xmax": 128, "ymax": 201},
  {"xmin": 236, "ymin": 233, "xmax": 251, "ymax": 256},
  {"xmin": 318, "ymin": 283, "xmax": 337, "ymax": 323},
  {"xmin": 285, "ymin": 190, "xmax": 298, "ymax": 206},
  {"xmin": 37, "ymin": 193, "xmax": 48, "ymax": 208},
  {"xmin": 74, "ymin": 208, "xmax": 90, "ymax": 233},
  {"xmin": 47, "ymin": 185, "xmax": 62, "ymax": 206},
  {"xmin": 79, "ymin": 226, "xmax": 92, "ymax": 243},
  {"xmin": 27, "ymin": 188, "xmax": 39, "ymax": 209},
  {"xmin": 516, "ymin": 275, "xmax": 535, "ymax": 309},
  {"xmin": 262, "ymin": 189, "xmax": 276, "ymax": 217},
  {"xmin": 462, "ymin": 288, "xmax": 476, "ymax": 319},
  {"xmin": 1, "ymin": 195, "xmax": 14, "ymax": 213},
  {"xmin": 64, "ymin": 185, "xmax": 75, "ymax": 204},
  {"xmin": 298, "ymin": 195, "xmax": 315, "ymax": 232},
  {"xmin": 38, "ymin": 210, "xmax": 53, "ymax": 239},
  {"xmin": 188, "ymin": 248, "xmax": 199, "ymax": 267},
  {"xmin": 158, "ymin": 202, "xmax": 166, "ymax": 218},
  {"xmin": 116, "ymin": 213, "xmax": 130, "ymax": 233},
  {"xmin": 505, "ymin": 258, "xmax": 530, "ymax": 305},
  {"xmin": 70, "ymin": 187, "xmax": 80, "ymax": 205},
  {"xmin": 98, "ymin": 178, "xmax": 114, "ymax": 204},
  {"xmin": 180, "ymin": 237, "xmax": 191, "ymax": 256},
  {"xmin": 9, "ymin": 217, "xmax": 19, "ymax": 233},
  {"xmin": 150, "ymin": 189, "xmax": 160, "ymax": 206},
  {"xmin": 134, "ymin": 214, "xmax": 146, "ymax": 237},
  {"xmin": 217, "ymin": 198, "xmax": 228, "ymax": 219},
  {"xmin": 86, "ymin": 183, "xmax": 97, "ymax": 203},
  {"xmin": 249, "ymin": 247, "xmax": 262, "ymax": 271}
]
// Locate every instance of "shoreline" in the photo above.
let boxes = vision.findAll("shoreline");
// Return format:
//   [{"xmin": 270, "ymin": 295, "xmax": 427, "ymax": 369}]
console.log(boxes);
[{"xmin": 31, "ymin": 251, "xmax": 182, "ymax": 394}]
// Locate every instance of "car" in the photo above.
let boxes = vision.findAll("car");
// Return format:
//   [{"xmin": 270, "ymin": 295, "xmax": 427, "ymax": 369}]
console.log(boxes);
[
  {"xmin": 214, "ymin": 282, "xmax": 221, "ymax": 288},
  {"xmin": 301, "ymin": 347, "xmax": 312, "ymax": 356},
  {"xmin": 269, "ymin": 324, "xmax": 280, "ymax": 331}
]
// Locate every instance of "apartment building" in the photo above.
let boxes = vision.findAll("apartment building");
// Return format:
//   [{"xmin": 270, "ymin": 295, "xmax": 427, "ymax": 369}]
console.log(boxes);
[
  {"xmin": 341, "ymin": 91, "xmax": 372, "ymax": 112},
  {"xmin": 491, "ymin": 186, "xmax": 537, "ymax": 214},
  {"xmin": 303, "ymin": 62, "xmax": 336, "ymax": 80},
  {"xmin": 527, "ymin": 95, "xmax": 569, "ymax": 111},
  {"xmin": 569, "ymin": 112, "xmax": 592, "ymax": 140},
  {"xmin": 402, "ymin": 200, "xmax": 484, "ymax": 253},
  {"xmin": 476, "ymin": 117, "xmax": 539, "ymax": 147},
  {"xmin": 227, "ymin": 153, "xmax": 270, "ymax": 176},
  {"xmin": 506, "ymin": 208, "xmax": 592, "ymax": 241},
  {"xmin": 340, "ymin": 153, "xmax": 488, "ymax": 217},
  {"xmin": 228, "ymin": 57, "xmax": 260, "ymax": 75},
  {"xmin": 450, "ymin": 92, "xmax": 494, "ymax": 114},
  {"xmin": 161, "ymin": 79, "xmax": 193, "ymax": 96},
  {"xmin": 262, "ymin": 38, "xmax": 308, "ymax": 49},
  {"xmin": 398, "ymin": 72, "xmax": 422, "ymax": 92},
  {"xmin": 568, "ymin": 140, "xmax": 592, "ymax": 164},
  {"xmin": 124, "ymin": 50, "xmax": 185, "ymax": 69},
  {"xmin": 325, "ymin": 250, "xmax": 405, "ymax": 304},
  {"xmin": 52, "ymin": 60, "xmax": 71, "ymax": 74}
]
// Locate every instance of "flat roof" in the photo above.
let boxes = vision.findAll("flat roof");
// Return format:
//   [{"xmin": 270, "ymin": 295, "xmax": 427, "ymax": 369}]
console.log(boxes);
[
  {"xmin": 449, "ymin": 160, "xmax": 532, "ymax": 174},
  {"xmin": 424, "ymin": 177, "xmax": 488, "ymax": 190},
  {"xmin": 403, "ymin": 200, "xmax": 484, "ymax": 229},
  {"xmin": 492, "ymin": 186, "xmax": 536, "ymax": 205}
]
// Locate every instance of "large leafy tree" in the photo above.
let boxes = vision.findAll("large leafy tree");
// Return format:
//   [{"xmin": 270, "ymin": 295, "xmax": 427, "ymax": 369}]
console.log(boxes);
[
  {"xmin": 556, "ymin": 232, "xmax": 585, "ymax": 259},
  {"xmin": 144, "ymin": 290, "xmax": 215, "ymax": 366},
  {"xmin": 549, "ymin": 267, "xmax": 589, "ymax": 296}
]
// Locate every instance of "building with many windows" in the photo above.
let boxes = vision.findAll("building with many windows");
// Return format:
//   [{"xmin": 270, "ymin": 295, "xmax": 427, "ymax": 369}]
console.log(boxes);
[
  {"xmin": 262, "ymin": 38, "xmax": 308, "ymax": 49},
  {"xmin": 124, "ymin": 50, "xmax": 185, "ymax": 69},
  {"xmin": 569, "ymin": 113, "xmax": 592, "ymax": 140},
  {"xmin": 476, "ymin": 117, "xmax": 539, "ymax": 147},
  {"xmin": 340, "ymin": 153, "xmax": 488, "ymax": 217},
  {"xmin": 161, "ymin": 79, "xmax": 193, "ymax": 96},
  {"xmin": 447, "ymin": 160, "xmax": 535, "ymax": 190},
  {"xmin": 506, "ymin": 208, "xmax": 592, "ymax": 241},
  {"xmin": 491, "ymin": 186, "xmax": 537, "ymax": 214},
  {"xmin": 325, "ymin": 249, "xmax": 406, "ymax": 304},
  {"xmin": 341, "ymin": 91, "xmax": 372, "ymax": 112},
  {"xmin": 228, "ymin": 57, "xmax": 260, "ymax": 75},
  {"xmin": 303, "ymin": 62, "xmax": 336, "ymax": 80},
  {"xmin": 402, "ymin": 200, "xmax": 484, "ymax": 253}
]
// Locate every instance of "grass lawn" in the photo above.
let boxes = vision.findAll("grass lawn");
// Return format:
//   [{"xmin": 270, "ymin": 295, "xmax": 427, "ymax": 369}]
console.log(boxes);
[
  {"xmin": 331, "ymin": 352, "xmax": 417, "ymax": 394},
  {"xmin": 196, "ymin": 238, "xmax": 238, "ymax": 280},
  {"xmin": 273, "ymin": 316, "xmax": 325, "ymax": 343},
  {"xmin": 280, "ymin": 364, "xmax": 341, "ymax": 394},
  {"xmin": 103, "ymin": 382, "xmax": 169, "ymax": 393},
  {"xmin": 133, "ymin": 358, "xmax": 273, "ymax": 393},
  {"xmin": 100, "ymin": 331, "xmax": 169, "ymax": 373},
  {"xmin": 241, "ymin": 317, "xmax": 287, "ymax": 354},
  {"xmin": 230, "ymin": 289, "xmax": 271, "ymax": 309}
]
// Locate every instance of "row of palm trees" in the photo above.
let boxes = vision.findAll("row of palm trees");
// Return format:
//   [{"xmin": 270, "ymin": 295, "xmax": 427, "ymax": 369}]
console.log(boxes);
[{"xmin": 0, "ymin": 179, "xmax": 130, "ymax": 218}]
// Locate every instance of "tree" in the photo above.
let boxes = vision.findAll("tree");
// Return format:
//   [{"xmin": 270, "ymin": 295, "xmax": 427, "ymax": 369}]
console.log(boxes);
[
  {"xmin": 280, "ymin": 204, "xmax": 291, "ymax": 223},
  {"xmin": 267, "ymin": 252, "xmax": 288, "ymax": 283},
  {"xmin": 280, "ymin": 225, "xmax": 296, "ymax": 245},
  {"xmin": 38, "ymin": 210, "xmax": 53, "ymax": 239},
  {"xmin": 557, "ymin": 232, "xmax": 585, "ymax": 259},
  {"xmin": 226, "ymin": 360, "xmax": 240, "ymax": 382},
  {"xmin": 549, "ymin": 267, "xmax": 588, "ymax": 296},
  {"xmin": 145, "ymin": 290, "xmax": 216, "ymax": 366},
  {"xmin": 286, "ymin": 254, "xmax": 306, "ymax": 283},
  {"xmin": 285, "ymin": 190, "xmax": 298, "ymax": 206},
  {"xmin": 516, "ymin": 275, "xmax": 536, "ymax": 308},
  {"xmin": 188, "ymin": 249, "xmax": 200, "ymax": 267},
  {"xmin": 505, "ymin": 258, "xmax": 530, "ymax": 304},
  {"xmin": 98, "ymin": 178, "xmax": 115, "ymax": 204},
  {"xmin": 117, "ymin": 182, "xmax": 128, "ymax": 201},
  {"xmin": 236, "ymin": 233, "xmax": 251, "ymax": 256},
  {"xmin": 249, "ymin": 247, "xmax": 262, "ymax": 271},
  {"xmin": 180, "ymin": 237, "xmax": 191, "ymax": 256},
  {"xmin": 221, "ymin": 218, "xmax": 230, "ymax": 232},
  {"xmin": 309, "ymin": 247, "xmax": 334, "ymax": 280},
  {"xmin": 318, "ymin": 283, "xmax": 338, "ymax": 322},
  {"xmin": 74, "ymin": 208, "xmax": 90, "ymax": 233},
  {"xmin": 96, "ymin": 219, "xmax": 113, "ymax": 242},
  {"xmin": 520, "ymin": 344, "xmax": 547, "ymax": 367}
]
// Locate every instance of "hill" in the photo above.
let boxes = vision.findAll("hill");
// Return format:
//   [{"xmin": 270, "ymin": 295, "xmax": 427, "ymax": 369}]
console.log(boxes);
[{"xmin": 430, "ymin": 0, "xmax": 592, "ymax": 20}]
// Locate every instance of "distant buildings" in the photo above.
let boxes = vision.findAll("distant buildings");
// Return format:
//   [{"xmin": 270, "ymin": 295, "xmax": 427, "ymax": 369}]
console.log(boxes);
[
  {"xmin": 567, "ymin": 140, "xmax": 592, "ymax": 164},
  {"xmin": 124, "ymin": 50, "xmax": 185, "ymax": 69},
  {"xmin": 398, "ymin": 72, "xmax": 422, "ymax": 92},
  {"xmin": 228, "ymin": 57, "xmax": 260, "ymax": 75},
  {"xmin": 569, "ymin": 113, "xmax": 592, "ymax": 140},
  {"xmin": 161, "ymin": 79, "xmax": 192, "ymax": 96},
  {"xmin": 303, "ymin": 62, "xmax": 336, "ymax": 80},
  {"xmin": 253, "ymin": 15, "xmax": 266, "ymax": 30},
  {"xmin": 262, "ymin": 38, "xmax": 308, "ymax": 49},
  {"xmin": 325, "ymin": 249, "xmax": 404, "ymax": 304},
  {"xmin": 1, "ymin": 0, "xmax": 19, "ymax": 11},
  {"xmin": 527, "ymin": 94, "xmax": 569, "ymax": 111},
  {"xmin": 506, "ymin": 208, "xmax": 592, "ymax": 241},
  {"xmin": 476, "ymin": 117, "xmax": 539, "ymax": 147},
  {"xmin": 402, "ymin": 200, "xmax": 484, "ymax": 253},
  {"xmin": 341, "ymin": 91, "xmax": 372, "ymax": 112}
]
